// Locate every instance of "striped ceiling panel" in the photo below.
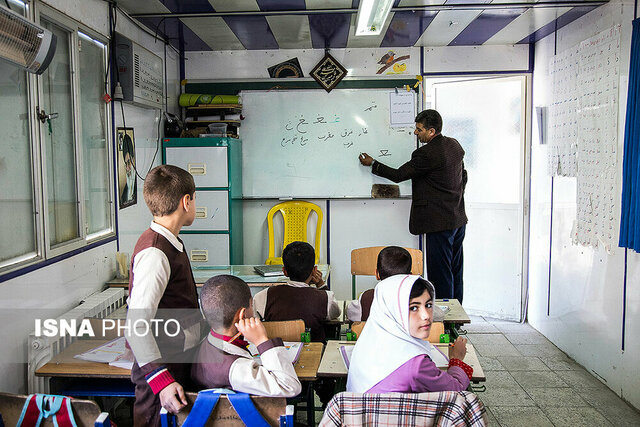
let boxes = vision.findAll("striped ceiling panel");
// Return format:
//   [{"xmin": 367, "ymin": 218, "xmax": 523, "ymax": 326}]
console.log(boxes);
[{"xmin": 117, "ymin": 0, "xmax": 604, "ymax": 51}]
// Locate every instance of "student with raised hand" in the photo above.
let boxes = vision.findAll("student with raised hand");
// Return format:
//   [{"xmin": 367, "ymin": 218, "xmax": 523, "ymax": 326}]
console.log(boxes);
[
  {"xmin": 253, "ymin": 241, "xmax": 340, "ymax": 342},
  {"xmin": 346, "ymin": 246, "xmax": 446, "ymax": 323},
  {"xmin": 191, "ymin": 275, "xmax": 301, "ymax": 397},
  {"xmin": 346, "ymin": 275, "xmax": 472, "ymax": 393}
]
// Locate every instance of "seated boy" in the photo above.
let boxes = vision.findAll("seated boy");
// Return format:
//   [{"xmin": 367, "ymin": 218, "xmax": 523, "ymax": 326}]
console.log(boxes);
[
  {"xmin": 253, "ymin": 241, "xmax": 340, "ymax": 342},
  {"xmin": 126, "ymin": 165, "xmax": 205, "ymax": 427},
  {"xmin": 192, "ymin": 275, "xmax": 302, "ymax": 397},
  {"xmin": 347, "ymin": 246, "xmax": 445, "ymax": 322}
]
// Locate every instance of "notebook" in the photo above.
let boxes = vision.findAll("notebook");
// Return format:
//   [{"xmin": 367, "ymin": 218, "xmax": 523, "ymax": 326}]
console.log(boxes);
[{"xmin": 253, "ymin": 265, "xmax": 285, "ymax": 277}]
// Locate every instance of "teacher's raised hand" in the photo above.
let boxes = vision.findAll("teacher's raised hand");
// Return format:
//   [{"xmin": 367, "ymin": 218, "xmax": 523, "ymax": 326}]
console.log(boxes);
[{"xmin": 359, "ymin": 152, "xmax": 374, "ymax": 166}]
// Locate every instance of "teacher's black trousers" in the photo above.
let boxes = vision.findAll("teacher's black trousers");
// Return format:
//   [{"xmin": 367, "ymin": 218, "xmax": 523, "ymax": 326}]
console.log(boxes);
[{"xmin": 424, "ymin": 225, "xmax": 466, "ymax": 303}]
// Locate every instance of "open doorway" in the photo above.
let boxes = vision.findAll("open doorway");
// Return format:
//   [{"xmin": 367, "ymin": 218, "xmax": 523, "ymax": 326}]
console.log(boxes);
[{"xmin": 426, "ymin": 75, "xmax": 530, "ymax": 321}]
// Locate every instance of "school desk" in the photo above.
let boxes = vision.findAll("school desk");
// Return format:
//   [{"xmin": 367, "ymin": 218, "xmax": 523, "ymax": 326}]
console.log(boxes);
[
  {"xmin": 317, "ymin": 340, "xmax": 486, "ymax": 383},
  {"xmin": 106, "ymin": 264, "xmax": 331, "ymax": 293},
  {"xmin": 35, "ymin": 340, "xmax": 324, "ymax": 381},
  {"xmin": 35, "ymin": 339, "xmax": 324, "ymax": 426},
  {"xmin": 436, "ymin": 299, "xmax": 471, "ymax": 325}
]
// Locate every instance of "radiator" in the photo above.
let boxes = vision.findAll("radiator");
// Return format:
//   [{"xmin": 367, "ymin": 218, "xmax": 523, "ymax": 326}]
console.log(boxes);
[{"xmin": 28, "ymin": 288, "xmax": 127, "ymax": 394}]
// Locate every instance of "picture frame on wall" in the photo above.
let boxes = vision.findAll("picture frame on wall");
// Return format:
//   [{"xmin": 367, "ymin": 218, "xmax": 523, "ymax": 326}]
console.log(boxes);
[{"xmin": 117, "ymin": 127, "xmax": 137, "ymax": 209}]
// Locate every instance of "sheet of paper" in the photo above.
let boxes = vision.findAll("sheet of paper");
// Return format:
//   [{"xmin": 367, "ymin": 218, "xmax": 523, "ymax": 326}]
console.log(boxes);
[
  {"xmin": 389, "ymin": 92, "xmax": 415, "ymax": 127},
  {"xmin": 74, "ymin": 337, "xmax": 127, "ymax": 364}
]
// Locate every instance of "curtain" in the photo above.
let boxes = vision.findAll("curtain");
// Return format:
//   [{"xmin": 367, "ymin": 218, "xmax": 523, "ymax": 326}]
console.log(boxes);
[{"xmin": 620, "ymin": 18, "xmax": 640, "ymax": 251}]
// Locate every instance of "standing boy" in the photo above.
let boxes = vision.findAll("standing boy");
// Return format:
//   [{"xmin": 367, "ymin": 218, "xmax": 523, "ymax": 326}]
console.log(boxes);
[
  {"xmin": 253, "ymin": 241, "xmax": 340, "ymax": 342},
  {"xmin": 126, "ymin": 165, "xmax": 204, "ymax": 427}
]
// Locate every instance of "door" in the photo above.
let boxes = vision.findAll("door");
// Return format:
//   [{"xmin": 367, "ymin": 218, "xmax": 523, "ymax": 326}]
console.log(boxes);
[{"xmin": 430, "ymin": 76, "xmax": 529, "ymax": 320}]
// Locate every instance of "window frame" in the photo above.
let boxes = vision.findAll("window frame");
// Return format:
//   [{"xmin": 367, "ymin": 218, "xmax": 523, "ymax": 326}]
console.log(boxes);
[{"xmin": 0, "ymin": 2, "xmax": 115, "ymax": 278}]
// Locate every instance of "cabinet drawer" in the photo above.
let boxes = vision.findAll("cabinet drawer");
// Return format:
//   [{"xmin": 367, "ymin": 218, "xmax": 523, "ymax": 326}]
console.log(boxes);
[
  {"xmin": 180, "ymin": 233, "xmax": 230, "ymax": 265},
  {"xmin": 183, "ymin": 191, "xmax": 229, "ymax": 231},
  {"xmin": 165, "ymin": 146, "xmax": 228, "ymax": 188}
]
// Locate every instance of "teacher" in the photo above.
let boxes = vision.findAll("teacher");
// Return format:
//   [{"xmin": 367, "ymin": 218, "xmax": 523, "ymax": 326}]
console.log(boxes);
[{"xmin": 359, "ymin": 109, "xmax": 468, "ymax": 302}]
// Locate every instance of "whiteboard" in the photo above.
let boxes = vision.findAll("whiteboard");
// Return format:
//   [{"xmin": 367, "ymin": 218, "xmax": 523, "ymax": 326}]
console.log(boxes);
[{"xmin": 240, "ymin": 89, "xmax": 416, "ymax": 198}]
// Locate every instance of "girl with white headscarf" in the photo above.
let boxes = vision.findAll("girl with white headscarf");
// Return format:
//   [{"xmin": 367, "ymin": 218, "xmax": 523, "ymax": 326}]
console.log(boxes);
[{"xmin": 346, "ymin": 275, "xmax": 473, "ymax": 393}]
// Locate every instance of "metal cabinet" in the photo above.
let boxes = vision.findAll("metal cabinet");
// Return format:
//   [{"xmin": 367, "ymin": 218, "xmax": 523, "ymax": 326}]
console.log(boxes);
[{"xmin": 163, "ymin": 138, "xmax": 243, "ymax": 265}]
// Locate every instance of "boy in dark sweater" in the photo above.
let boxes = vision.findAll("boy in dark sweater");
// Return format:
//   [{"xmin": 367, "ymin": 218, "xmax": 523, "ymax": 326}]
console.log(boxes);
[
  {"xmin": 191, "ymin": 275, "xmax": 301, "ymax": 397},
  {"xmin": 253, "ymin": 241, "xmax": 340, "ymax": 342},
  {"xmin": 126, "ymin": 165, "xmax": 204, "ymax": 427}
]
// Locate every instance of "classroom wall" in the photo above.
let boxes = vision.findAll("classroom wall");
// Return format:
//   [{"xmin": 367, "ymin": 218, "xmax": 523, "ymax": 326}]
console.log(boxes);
[
  {"xmin": 185, "ymin": 44, "xmax": 532, "ymax": 301},
  {"xmin": 528, "ymin": 0, "xmax": 640, "ymax": 409},
  {"xmin": 0, "ymin": 0, "xmax": 180, "ymax": 393},
  {"xmin": 114, "ymin": 11, "xmax": 182, "ymax": 256}
]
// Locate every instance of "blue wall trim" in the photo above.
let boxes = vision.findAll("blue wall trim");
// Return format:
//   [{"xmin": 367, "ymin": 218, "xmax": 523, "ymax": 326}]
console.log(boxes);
[
  {"xmin": 424, "ymin": 70, "xmax": 530, "ymax": 76},
  {"xmin": 0, "ymin": 236, "xmax": 117, "ymax": 284}
]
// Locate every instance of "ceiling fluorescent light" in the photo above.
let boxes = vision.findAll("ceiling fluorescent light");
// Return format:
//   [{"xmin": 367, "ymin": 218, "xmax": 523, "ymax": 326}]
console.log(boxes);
[
  {"xmin": 0, "ymin": 4, "xmax": 57, "ymax": 74},
  {"xmin": 355, "ymin": 0, "xmax": 394, "ymax": 36}
]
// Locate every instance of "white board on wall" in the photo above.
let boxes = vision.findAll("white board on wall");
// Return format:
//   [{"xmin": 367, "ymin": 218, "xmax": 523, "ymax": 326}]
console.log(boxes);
[{"xmin": 240, "ymin": 89, "xmax": 416, "ymax": 198}]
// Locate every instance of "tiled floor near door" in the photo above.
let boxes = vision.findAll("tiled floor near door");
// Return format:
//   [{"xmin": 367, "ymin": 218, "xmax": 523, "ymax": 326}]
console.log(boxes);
[
  {"xmin": 301, "ymin": 317, "xmax": 640, "ymax": 425},
  {"xmin": 466, "ymin": 316, "xmax": 640, "ymax": 426}
]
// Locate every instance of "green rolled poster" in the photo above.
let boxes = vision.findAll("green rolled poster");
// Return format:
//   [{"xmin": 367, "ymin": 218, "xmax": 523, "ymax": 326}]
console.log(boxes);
[{"xmin": 179, "ymin": 93, "xmax": 241, "ymax": 107}]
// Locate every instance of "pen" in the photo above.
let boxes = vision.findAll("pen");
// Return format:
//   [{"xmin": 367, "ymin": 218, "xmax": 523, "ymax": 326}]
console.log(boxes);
[{"xmin": 228, "ymin": 331, "xmax": 242, "ymax": 344}]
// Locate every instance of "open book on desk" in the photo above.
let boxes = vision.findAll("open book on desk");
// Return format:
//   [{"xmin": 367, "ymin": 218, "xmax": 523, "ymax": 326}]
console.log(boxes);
[
  {"xmin": 74, "ymin": 336, "xmax": 134, "ymax": 370},
  {"xmin": 247, "ymin": 341, "xmax": 303, "ymax": 365}
]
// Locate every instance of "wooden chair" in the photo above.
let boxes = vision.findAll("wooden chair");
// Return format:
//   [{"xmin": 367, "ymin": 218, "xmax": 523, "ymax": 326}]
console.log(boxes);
[
  {"xmin": 265, "ymin": 201, "xmax": 323, "ymax": 265},
  {"xmin": 349, "ymin": 321, "xmax": 444, "ymax": 343},
  {"xmin": 0, "ymin": 392, "xmax": 111, "ymax": 426},
  {"xmin": 350, "ymin": 321, "xmax": 366, "ymax": 338},
  {"xmin": 351, "ymin": 246, "xmax": 423, "ymax": 298},
  {"xmin": 162, "ymin": 391, "xmax": 291, "ymax": 426},
  {"xmin": 262, "ymin": 320, "xmax": 305, "ymax": 342}
]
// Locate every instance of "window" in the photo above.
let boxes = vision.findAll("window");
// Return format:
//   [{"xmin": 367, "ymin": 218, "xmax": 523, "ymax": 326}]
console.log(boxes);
[{"xmin": 0, "ymin": 3, "xmax": 114, "ymax": 275}]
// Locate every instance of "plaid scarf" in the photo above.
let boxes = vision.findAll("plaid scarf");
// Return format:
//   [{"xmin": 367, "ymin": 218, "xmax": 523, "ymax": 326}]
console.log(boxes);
[{"xmin": 320, "ymin": 391, "xmax": 487, "ymax": 427}]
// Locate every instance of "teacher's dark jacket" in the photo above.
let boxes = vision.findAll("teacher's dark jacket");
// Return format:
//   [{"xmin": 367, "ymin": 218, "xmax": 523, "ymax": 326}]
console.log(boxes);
[{"xmin": 371, "ymin": 133, "xmax": 467, "ymax": 235}]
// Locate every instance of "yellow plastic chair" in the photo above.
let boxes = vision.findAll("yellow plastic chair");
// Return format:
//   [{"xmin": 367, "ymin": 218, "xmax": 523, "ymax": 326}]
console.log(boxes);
[{"xmin": 265, "ymin": 201, "xmax": 323, "ymax": 265}]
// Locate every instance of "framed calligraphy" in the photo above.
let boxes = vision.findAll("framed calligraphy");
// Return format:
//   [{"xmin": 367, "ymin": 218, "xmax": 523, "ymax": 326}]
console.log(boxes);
[{"xmin": 310, "ymin": 53, "xmax": 347, "ymax": 93}]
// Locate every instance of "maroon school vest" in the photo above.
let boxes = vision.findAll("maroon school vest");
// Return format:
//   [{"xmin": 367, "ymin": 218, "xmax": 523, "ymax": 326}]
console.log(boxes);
[{"xmin": 264, "ymin": 285, "xmax": 329, "ymax": 342}]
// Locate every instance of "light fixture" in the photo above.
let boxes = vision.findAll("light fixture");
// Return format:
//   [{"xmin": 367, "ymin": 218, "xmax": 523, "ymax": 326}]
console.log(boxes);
[
  {"xmin": 355, "ymin": 0, "xmax": 395, "ymax": 36},
  {"xmin": 0, "ymin": 4, "xmax": 57, "ymax": 74}
]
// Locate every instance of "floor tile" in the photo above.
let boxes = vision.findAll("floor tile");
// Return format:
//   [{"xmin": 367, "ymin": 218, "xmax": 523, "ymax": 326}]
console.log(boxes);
[
  {"xmin": 542, "ymin": 406, "xmax": 613, "ymax": 426},
  {"xmin": 483, "ymin": 371, "xmax": 521, "ymax": 389},
  {"xmin": 504, "ymin": 332, "xmax": 550, "ymax": 345},
  {"xmin": 483, "ymin": 407, "xmax": 500, "ymax": 426},
  {"xmin": 576, "ymin": 388, "xmax": 640, "ymax": 425},
  {"xmin": 491, "ymin": 406, "xmax": 554, "ymax": 427},
  {"xmin": 497, "ymin": 356, "xmax": 549, "ymax": 371},
  {"xmin": 539, "ymin": 356, "xmax": 582, "ymax": 371},
  {"xmin": 463, "ymin": 322, "xmax": 501, "ymax": 333},
  {"xmin": 477, "ymin": 356, "xmax": 506, "ymax": 371},
  {"xmin": 556, "ymin": 369, "xmax": 607, "ymax": 389},
  {"xmin": 526, "ymin": 387, "xmax": 589, "ymax": 407},
  {"xmin": 514, "ymin": 343, "xmax": 566, "ymax": 358},
  {"xmin": 468, "ymin": 315, "xmax": 487, "ymax": 323},
  {"xmin": 475, "ymin": 342, "xmax": 522, "ymax": 357},
  {"xmin": 492, "ymin": 322, "xmax": 537, "ymax": 334},
  {"xmin": 478, "ymin": 386, "xmax": 537, "ymax": 407},
  {"xmin": 466, "ymin": 333, "xmax": 512, "ymax": 346},
  {"xmin": 511, "ymin": 370, "xmax": 568, "ymax": 389}
]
